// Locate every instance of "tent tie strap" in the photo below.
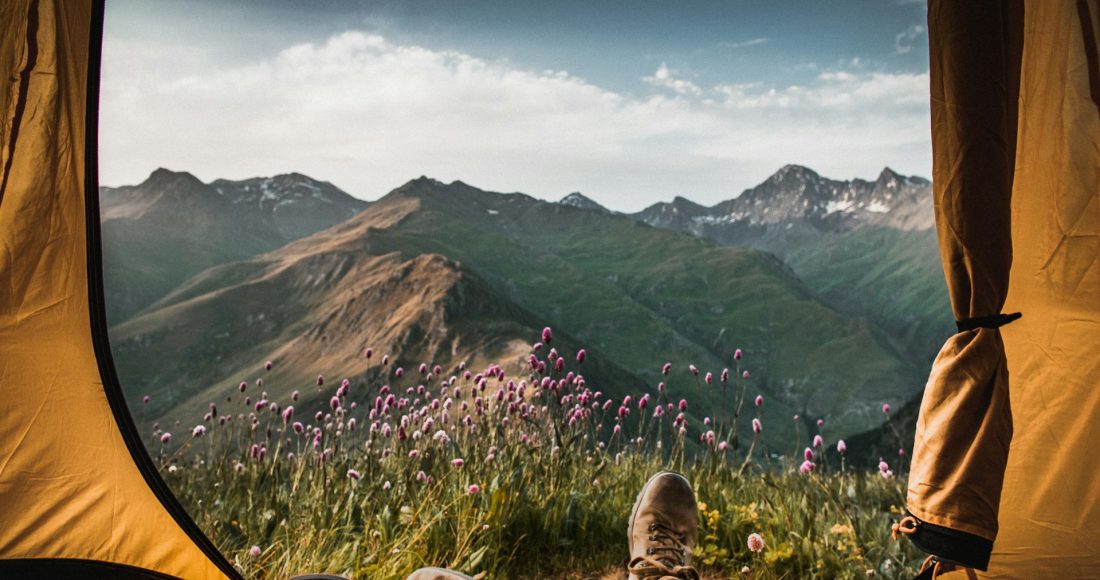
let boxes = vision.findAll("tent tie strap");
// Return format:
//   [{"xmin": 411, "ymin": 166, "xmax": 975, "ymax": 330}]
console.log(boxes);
[
  {"xmin": 914, "ymin": 556, "xmax": 979, "ymax": 580},
  {"xmin": 956, "ymin": 312, "xmax": 1022, "ymax": 333}
]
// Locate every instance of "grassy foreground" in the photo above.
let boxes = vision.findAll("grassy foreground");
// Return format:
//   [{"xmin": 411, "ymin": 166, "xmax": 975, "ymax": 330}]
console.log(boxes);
[{"xmin": 151, "ymin": 331, "xmax": 922, "ymax": 579}]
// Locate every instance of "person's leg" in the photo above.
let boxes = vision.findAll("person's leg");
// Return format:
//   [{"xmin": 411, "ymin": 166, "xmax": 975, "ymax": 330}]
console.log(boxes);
[
  {"xmin": 405, "ymin": 567, "xmax": 474, "ymax": 580},
  {"xmin": 626, "ymin": 471, "xmax": 700, "ymax": 580}
]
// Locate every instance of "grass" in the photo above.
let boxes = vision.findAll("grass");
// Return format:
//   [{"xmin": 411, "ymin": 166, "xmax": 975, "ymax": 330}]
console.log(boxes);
[{"xmin": 152, "ymin": 330, "xmax": 923, "ymax": 579}]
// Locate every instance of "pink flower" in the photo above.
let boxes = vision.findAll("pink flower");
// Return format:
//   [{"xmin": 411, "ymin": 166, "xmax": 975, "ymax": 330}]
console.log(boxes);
[
  {"xmin": 419, "ymin": 363, "xmax": 428, "ymax": 375},
  {"xmin": 249, "ymin": 546, "xmax": 262, "ymax": 557},
  {"xmin": 734, "ymin": 348, "xmax": 743, "ymax": 361},
  {"xmin": 657, "ymin": 382, "xmax": 665, "ymax": 393},
  {"xmin": 192, "ymin": 425, "xmax": 206, "ymax": 438},
  {"xmin": 468, "ymin": 484, "xmax": 481, "ymax": 495},
  {"xmin": 747, "ymin": 532, "xmax": 765, "ymax": 552},
  {"xmin": 898, "ymin": 448, "xmax": 906, "ymax": 457},
  {"xmin": 799, "ymin": 460, "xmax": 815, "ymax": 475},
  {"xmin": 804, "ymin": 447, "xmax": 814, "ymax": 461},
  {"xmin": 662, "ymin": 363, "xmax": 672, "ymax": 376},
  {"xmin": 754, "ymin": 394, "xmax": 764, "ymax": 407},
  {"xmin": 330, "ymin": 396, "xmax": 341, "ymax": 410},
  {"xmin": 793, "ymin": 414, "xmax": 800, "ymax": 422},
  {"xmin": 721, "ymin": 369, "xmax": 729, "ymax": 383},
  {"xmin": 705, "ymin": 372, "xmax": 713, "ymax": 384},
  {"xmin": 383, "ymin": 355, "xmax": 390, "ymax": 365},
  {"xmin": 292, "ymin": 421, "xmax": 304, "ymax": 434},
  {"xmin": 717, "ymin": 441, "xmax": 728, "ymax": 452},
  {"xmin": 395, "ymin": 368, "xmax": 405, "ymax": 378},
  {"xmin": 142, "ymin": 395, "xmax": 150, "ymax": 404},
  {"xmin": 882, "ymin": 403, "xmax": 891, "ymax": 414},
  {"xmin": 238, "ymin": 381, "xmax": 248, "ymax": 393},
  {"xmin": 416, "ymin": 470, "xmax": 428, "ymax": 483},
  {"xmin": 837, "ymin": 440, "xmax": 847, "ymax": 454},
  {"xmin": 742, "ymin": 370, "xmax": 750, "ymax": 379},
  {"xmin": 689, "ymin": 364, "xmax": 699, "ymax": 376},
  {"xmin": 264, "ymin": 360, "xmax": 273, "ymax": 371},
  {"xmin": 816, "ymin": 418, "xmax": 825, "ymax": 428},
  {"xmin": 291, "ymin": 390, "xmax": 300, "ymax": 402},
  {"xmin": 678, "ymin": 399, "xmax": 688, "ymax": 412},
  {"xmin": 879, "ymin": 460, "xmax": 890, "ymax": 473},
  {"xmin": 813, "ymin": 435, "xmax": 824, "ymax": 448},
  {"xmin": 752, "ymin": 418, "xmax": 762, "ymax": 434},
  {"xmin": 452, "ymin": 458, "xmax": 465, "ymax": 468},
  {"xmin": 316, "ymin": 375, "xmax": 324, "ymax": 386},
  {"xmin": 281, "ymin": 406, "xmax": 294, "ymax": 423},
  {"xmin": 160, "ymin": 432, "xmax": 171, "ymax": 444},
  {"xmin": 408, "ymin": 450, "xmax": 419, "ymax": 459},
  {"xmin": 346, "ymin": 469, "xmax": 361, "ymax": 480},
  {"xmin": 576, "ymin": 349, "xmax": 587, "ymax": 364},
  {"xmin": 365, "ymin": 348, "xmax": 373, "ymax": 359}
]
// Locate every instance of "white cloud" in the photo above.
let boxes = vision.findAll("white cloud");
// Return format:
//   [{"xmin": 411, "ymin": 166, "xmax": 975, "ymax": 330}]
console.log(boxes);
[
  {"xmin": 895, "ymin": 24, "xmax": 926, "ymax": 54},
  {"xmin": 642, "ymin": 63, "xmax": 703, "ymax": 96},
  {"xmin": 100, "ymin": 31, "xmax": 931, "ymax": 212},
  {"xmin": 720, "ymin": 38, "xmax": 769, "ymax": 49}
]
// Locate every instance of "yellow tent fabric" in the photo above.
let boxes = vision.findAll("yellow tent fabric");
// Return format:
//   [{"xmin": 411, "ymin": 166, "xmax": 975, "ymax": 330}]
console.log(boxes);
[
  {"xmin": 914, "ymin": 0, "xmax": 1100, "ymax": 577},
  {"xmin": 0, "ymin": 1, "xmax": 234, "ymax": 578}
]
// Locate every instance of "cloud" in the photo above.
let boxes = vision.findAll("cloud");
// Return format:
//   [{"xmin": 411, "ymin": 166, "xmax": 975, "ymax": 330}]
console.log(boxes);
[
  {"xmin": 642, "ymin": 63, "xmax": 703, "ymax": 95},
  {"xmin": 894, "ymin": 24, "xmax": 926, "ymax": 54},
  {"xmin": 720, "ymin": 38, "xmax": 769, "ymax": 49},
  {"xmin": 100, "ymin": 31, "xmax": 931, "ymax": 212}
]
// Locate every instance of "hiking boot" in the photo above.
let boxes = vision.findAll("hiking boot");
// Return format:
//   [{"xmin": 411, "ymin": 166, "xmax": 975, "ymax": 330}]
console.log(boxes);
[
  {"xmin": 406, "ymin": 567, "xmax": 474, "ymax": 580},
  {"xmin": 627, "ymin": 471, "xmax": 700, "ymax": 580}
]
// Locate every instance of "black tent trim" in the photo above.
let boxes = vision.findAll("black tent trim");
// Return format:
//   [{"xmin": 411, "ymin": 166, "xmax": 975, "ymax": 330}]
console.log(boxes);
[
  {"xmin": 81, "ymin": 1, "xmax": 243, "ymax": 578},
  {"xmin": 0, "ymin": 558, "xmax": 182, "ymax": 580}
]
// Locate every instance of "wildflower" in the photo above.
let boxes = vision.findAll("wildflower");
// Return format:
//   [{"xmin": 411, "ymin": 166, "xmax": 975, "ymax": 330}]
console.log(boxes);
[
  {"xmin": 542, "ymin": 327, "xmax": 553, "ymax": 344},
  {"xmin": 238, "ymin": 381, "xmax": 247, "ymax": 393},
  {"xmin": 817, "ymin": 418, "xmax": 825, "ymax": 427},
  {"xmin": 316, "ymin": 375, "xmax": 324, "ymax": 386},
  {"xmin": 395, "ymin": 368, "xmax": 405, "ymax": 378},
  {"xmin": 881, "ymin": 469, "xmax": 895, "ymax": 481},
  {"xmin": 689, "ymin": 364, "xmax": 699, "ymax": 376},
  {"xmin": 292, "ymin": 422, "xmax": 304, "ymax": 434},
  {"xmin": 160, "ymin": 432, "xmax": 171, "ymax": 444},
  {"xmin": 741, "ymin": 566, "xmax": 751, "ymax": 576},
  {"xmin": 382, "ymin": 481, "xmax": 391, "ymax": 491},
  {"xmin": 742, "ymin": 370, "xmax": 750, "ymax": 379},
  {"xmin": 754, "ymin": 394, "xmax": 764, "ymax": 407},
  {"xmin": 752, "ymin": 418, "xmax": 762, "ymax": 434},
  {"xmin": 721, "ymin": 368, "xmax": 729, "ymax": 382},
  {"xmin": 662, "ymin": 362, "xmax": 672, "ymax": 375},
  {"xmin": 330, "ymin": 396, "xmax": 340, "ymax": 410},
  {"xmin": 417, "ymin": 471, "xmax": 428, "ymax": 483},
  {"xmin": 613, "ymin": 424, "xmax": 622, "ymax": 435},
  {"xmin": 879, "ymin": 460, "xmax": 890, "ymax": 473},
  {"xmin": 705, "ymin": 372, "xmax": 713, "ymax": 384},
  {"xmin": 898, "ymin": 448, "xmax": 906, "ymax": 457},
  {"xmin": 365, "ymin": 348, "xmax": 373, "ymax": 359},
  {"xmin": 281, "ymin": 406, "xmax": 294, "ymax": 423},
  {"xmin": 837, "ymin": 440, "xmax": 847, "ymax": 454},
  {"xmin": 678, "ymin": 399, "xmax": 688, "ymax": 412},
  {"xmin": 383, "ymin": 354, "xmax": 390, "ymax": 365},
  {"xmin": 249, "ymin": 546, "xmax": 261, "ymax": 557},
  {"xmin": 347, "ymin": 469, "xmax": 361, "ymax": 480},
  {"xmin": 747, "ymin": 532, "xmax": 765, "ymax": 552},
  {"xmin": 717, "ymin": 441, "xmax": 729, "ymax": 452},
  {"xmin": 576, "ymin": 349, "xmax": 586, "ymax": 364},
  {"xmin": 793, "ymin": 414, "xmax": 800, "ymax": 422},
  {"xmin": 882, "ymin": 403, "xmax": 891, "ymax": 414},
  {"xmin": 265, "ymin": 360, "xmax": 273, "ymax": 371},
  {"xmin": 657, "ymin": 382, "xmax": 665, "ymax": 393},
  {"xmin": 804, "ymin": 447, "xmax": 814, "ymax": 461},
  {"xmin": 468, "ymin": 484, "xmax": 481, "ymax": 495},
  {"xmin": 813, "ymin": 435, "xmax": 824, "ymax": 448},
  {"xmin": 291, "ymin": 390, "xmax": 300, "ymax": 402},
  {"xmin": 452, "ymin": 458, "xmax": 465, "ymax": 468},
  {"xmin": 734, "ymin": 348, "xmax": 743, "ymax": 361},
  {"xmin": 143, "ymin": 395, "xmax": 150, "ymax": 404},
  {"xmin": 799, "ymin": 460, "xmax": 815, "ymax": 475},
  {"xmin": 192, "ymin": 425, "xmax": 206, "ymax": 438}
]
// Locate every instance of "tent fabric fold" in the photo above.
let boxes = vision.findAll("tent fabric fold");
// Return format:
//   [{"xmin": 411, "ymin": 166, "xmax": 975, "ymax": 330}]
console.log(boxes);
[
  {"xmin": 0, "ymin": 1, "xmax": 235, "ymax": 578},
  {"xmin": 905, "ymin": 0, "xmax": 1024, "ymax": 569}
]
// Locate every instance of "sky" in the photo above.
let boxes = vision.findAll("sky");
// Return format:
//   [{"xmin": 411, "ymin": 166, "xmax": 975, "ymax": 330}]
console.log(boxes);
[{"xmin": 101, "ymin": 0, "xmax": 931, "ymax": 212}]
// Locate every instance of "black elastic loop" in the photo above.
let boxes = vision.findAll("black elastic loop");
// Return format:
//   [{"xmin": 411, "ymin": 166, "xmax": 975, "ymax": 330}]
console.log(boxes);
[{"xmin": 956, "ymin": 312, "xmax": 1022, "ymax": 333}]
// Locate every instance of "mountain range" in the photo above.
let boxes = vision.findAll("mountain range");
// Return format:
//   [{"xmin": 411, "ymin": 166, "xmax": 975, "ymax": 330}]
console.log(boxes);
[{"xmin": 102, "ymin": 166, "xmax": 947, "ymax": 449}]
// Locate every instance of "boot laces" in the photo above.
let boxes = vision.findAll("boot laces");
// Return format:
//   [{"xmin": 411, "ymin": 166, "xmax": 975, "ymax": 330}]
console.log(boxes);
[{"xmin": 629, "ymin": 521, "xmax": 699, "ymax": 580}]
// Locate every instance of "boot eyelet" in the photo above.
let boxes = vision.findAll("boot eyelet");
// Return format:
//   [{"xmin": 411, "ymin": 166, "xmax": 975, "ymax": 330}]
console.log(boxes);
[
  {"xmin": 647, "ymin": 548, "xmax": 654, "ymax": 555},
  {"xmin": 648, "ymin": 534, "xmax": 656, "ymax": 541},
  {"xmin": 648, "ymin": 523, "xmax": 657, "ymax": 531}
]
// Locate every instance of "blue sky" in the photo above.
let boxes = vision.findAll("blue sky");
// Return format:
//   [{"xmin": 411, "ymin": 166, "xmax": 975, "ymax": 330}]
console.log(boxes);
[{"xmin": 101, "ymin": 0, "xmax": 931, "ymax": 211}]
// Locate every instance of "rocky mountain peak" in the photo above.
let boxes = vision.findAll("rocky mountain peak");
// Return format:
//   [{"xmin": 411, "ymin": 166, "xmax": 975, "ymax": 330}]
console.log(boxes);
[{"xmin": 559, "ymin": 192, "xmax": 609, "ymax": 213}]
